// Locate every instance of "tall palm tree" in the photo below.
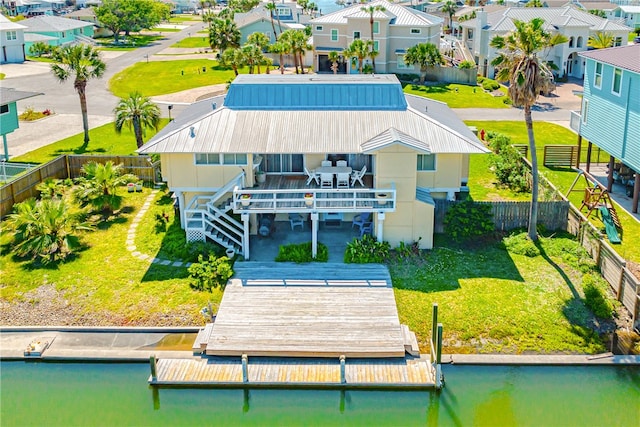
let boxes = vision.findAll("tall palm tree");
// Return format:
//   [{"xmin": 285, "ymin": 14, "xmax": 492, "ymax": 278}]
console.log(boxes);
[
  {"xmin": 7, "ymin": 197, "xmax": 92, "ymax": 264},
  {"xmin": 588, "ymin": 32, "xmax": 614, "ymax": 49},
  {"xmin": 202, "ymin": 10, "xmax": 216, "ymax": 30},
  {"xmin": 404, "ymin": 42, "xmax": 443, "ymax": 84},
  {"xmin": 50, "ymin": 44, "xmax": 106, "ymax": 146},
  {"xmin": 209, "ymin": 18, "xmax": 241, "ymax": 55},
  {"xmin": 247, "ymin": 31, "xmax": 270, "ymax": 51},
  {"xmin": 264, "ymin": 1, "xmax": 282, "ymax": 41},
  {"xmin": 269, "ymin": 41, "xmax": 288, "ymax": 74},
  {"xmin": 242, "ymin": 44, "xmax": 266, "ymax": 74},
  {"xmin": 345, "ymin": 39, "xmax": 371, "ymax": 74},
  {"xmin": 114, "ymin": 92, "xmax": 161, "ymax": 149},
  {"xmin": 328, "ymin": 50, "xmax": 340, "ymax": 74},
  {"xmin": 441, "ymin": 0, "xmax": 457, "ymax": 34},
  {"xmin": 74, "ymin": 161, "xmax": 137, "ymax": 214},
  {"xmin": 282, "ymin": 29, "xmax": 310, "ymax": 74},
  {"xmin": 361, "ymin": 4, "xmax": 386, "ymax": 73},
  {"xmin": 221, "ymin": 47, "xmax": 246, "ymax": 76},
  {"xmin": 490, "ymin": 18, "xmax": 567, "ymax": 241},
  {"xmin": 525, "ymin": 0, "xmax": 543, "ymax": 7}
]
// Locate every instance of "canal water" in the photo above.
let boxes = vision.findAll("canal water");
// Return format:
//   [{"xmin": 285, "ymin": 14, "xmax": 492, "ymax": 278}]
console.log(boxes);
[{"xmin": 1, "ymin": 362, "xmax": 638, "ymax": 426}]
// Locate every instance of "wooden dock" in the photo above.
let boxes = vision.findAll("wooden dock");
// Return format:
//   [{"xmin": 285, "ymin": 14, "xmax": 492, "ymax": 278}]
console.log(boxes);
[{"xmin": 150, "ymin": 356, "xmax": 435, "ymax": 389}]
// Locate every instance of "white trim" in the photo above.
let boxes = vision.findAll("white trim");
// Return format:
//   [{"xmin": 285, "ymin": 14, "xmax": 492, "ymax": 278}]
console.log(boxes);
[{"xmin": 581, "ymin": 99, "xmax": 588, "ymax": 125}]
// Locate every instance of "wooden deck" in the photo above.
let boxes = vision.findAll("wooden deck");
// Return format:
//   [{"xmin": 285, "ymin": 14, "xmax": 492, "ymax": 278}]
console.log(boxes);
[
  {"xmin": 150, "ymin": 356, "xmax": 435, "ymax": 389},
  {"xmin": 205, "ymin": 263, "xmax": 406, "ymax": 358}
]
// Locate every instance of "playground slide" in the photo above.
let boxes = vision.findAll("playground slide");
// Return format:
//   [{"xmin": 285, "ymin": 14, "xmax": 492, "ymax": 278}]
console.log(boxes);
[{"xmin": 599, "ymin": 206, "xmax": 621, "ymax": 244}]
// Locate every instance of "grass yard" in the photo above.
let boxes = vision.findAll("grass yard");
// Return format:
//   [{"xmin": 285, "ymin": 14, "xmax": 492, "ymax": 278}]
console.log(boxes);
[
  {"xmin": 403, "ymin": 82, "xmax": 509, "ymax": 109},
  {"xmin": 150, "ymin": 27, "xmax": 183, "ymax": 33},
  {"xmin": 466, "ymin": 120, "xmax": 640, "ymax": 264},
  {"xmin": 109, "ymin": 60, "xmax": 241, "ymax": 97},
  {"xmin": 468, "ymin": 153, "xmax": 530, "ymax": 201},
  {"xmin": 170, "ymin": 37, "xmax": 210, "ymax": 48},
  {"xmin": 0, "ymin": 189, "xmax": 217, "ymax": 326},
  {"xmin": 11, "ymin": 120, "xmax": 169, "ymax": 164},
  {"xmin": 392, "ymin": 233, "xmax": 610, "ymax": 354},
  {"xmin": 168, "ymin": 15, "xmax": 201, "ymax": 23},
  {"xmin": 96, "ymin": 35, "xmax": 163, "ymax": 50}
]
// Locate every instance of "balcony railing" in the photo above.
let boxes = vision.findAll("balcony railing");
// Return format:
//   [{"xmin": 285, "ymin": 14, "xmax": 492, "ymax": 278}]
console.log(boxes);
[
  {"xmin": 232, "ymin": 185, "xmax": 396, "ymax": 214},
  {"xmin": 570, "ymin": 110, "xmax": 581, "ymax": 134}
]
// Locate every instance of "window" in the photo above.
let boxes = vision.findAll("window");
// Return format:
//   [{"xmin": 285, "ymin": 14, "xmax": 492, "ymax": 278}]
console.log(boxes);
[
  {"xmin": 467, "ymin": 29, "xmax": 473, "ymax": 39},
  {"xmin": 0, "ymin": 104, "xmax": 9, "ymax": 114},
  {"xmin": 594, "ymin": 62, "xmax": 602, "ymax": 88},
  {"xmin": 397, "ymin": 55, "xmax": 412, "ymax": 69},
  {"xmin": 315, "ymin": 25, "xmax": 323, "ymax": 31},
  {"xmin": 373, "ymin": 21, "xmax": 379, "ymax": 34},
  {"xmin": 61, "ymin": 31, "xmax": 65, "ymax": 37},
  {"xmin": 569, "ymin": 37, "xmax": 574, "ymax": 48},
  {"xmin": 353, "ymin": 31, "xmax": 361, "ymax": 40},
  {"xmin": 581, "ymin": 99, "xmax": 588, "ymax": 125},
  {"xmin": 331, "ymin": 29, "xmax": 338, "ymax": 41},
  {"xmin": 373, "ymin": 40, "xmax": 379, "ymax": 52},
  {"xmin": 614, "ymin": 36, "xmax": 622, "ymax": 47},
  {"xmin": 6, "ymin": 31, "xmax": 16, "ymax": 40},
  {"xmin": 612, "ymin": 67, "xmax": 622, "ymax": 95},
  {"xmin": 576, "ymin": 36, "xmax": 583, "ymax": 48},
  {"xmin": 195, "ymin": 153, "xmax": 247, "ymax": 165},
  {"xmin": 264, "ymin": 154, "xmax": 303, "ymax": 173},
  {"xmin": 277, "ymin": 8, "xmax": 289, "ymax": 15},
  {"xmin": 417, "ymin": 154, "xmax": 436, "ymax": 171},
  {"xmin": 410, "ymin": 28, "xmax": 421, "ymax": 34}
]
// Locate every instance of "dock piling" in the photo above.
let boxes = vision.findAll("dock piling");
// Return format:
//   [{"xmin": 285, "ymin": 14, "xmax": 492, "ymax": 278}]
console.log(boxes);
[
  {"xmin": 340, "ymin": 355, "xmax": 346, "ymax": 384},
  {"xmin": 150, "ymin": 355, "xmax": 157, "ymax": 382},
  {"xmin": 242, "ymin": 354, "xmax": 248, "ymax": 383}
]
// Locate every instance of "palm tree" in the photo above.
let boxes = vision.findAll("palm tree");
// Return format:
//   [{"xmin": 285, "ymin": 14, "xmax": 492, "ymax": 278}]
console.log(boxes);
[
  {"xmin": 265, "ymin": 1, "xmax": 282, "ymax": 41},
  {"xmin": 588, "ymin": 32, "xmax": 614, "ymax": 49},
  {"xmin": 7, "ymin": 197, "xmax": 92, "ymax": 264},
  {"xmin": 344, "ymin": 39, "xmax": 371, "ymax": 74},
  {"xmin": 36, "ymin": 178, "xmax": 67, "ymax": 200},
  {"xmin": 114, "ymin": 92, "xmax": 161, "ymax": 149},
  {"xmin": 202, "ymin": 10, "xmax": 216, "ymax": 30},
  {"xmin": 490, "ymin": 18, "xmax": 567, "ymax": 241},
  {"xmin": 74, "ymin": 161, "xmax": 137, "ymax": 214},
  {"xmin": 221, "ymin": 47, "xmax": 246, "ymax": 76},
  {"xmin": 404, "ymin": 42, "xmax": 444, "ymax": 84},
  {"xmin": 247, "ymin": 31, "xmax": 271, "ymax": 51},
  {"xmin": 209, "ymin": 18, "xmax": 241, "ymax": 55},
  {"xmin": 328, "ymin": 50, "xmax": 340, "ymax": 74},
  {"xmin": 282, "ymin": 29, "xmax": 310, "ymax": 74},
  {"xmin": 269, "ymin": 41, "xmax": 288, "ymax": 74},
  {"xmin": 441, "ymin": 0, "xmax": 457, "ymax": 34},
  {"xmin": 50, "ymin": 44, "xmax": 106, "ymax": 146},
  {"xmin": 243, "ymin": 44, "xmax": 266, "ymax": 74},
  {"xmin": 361, "ymin": 4, "xmax": 386, "ymax": 73},
  {"xmin": 525, "ymin": 0, "xmax": 543, "ymax": 7}
]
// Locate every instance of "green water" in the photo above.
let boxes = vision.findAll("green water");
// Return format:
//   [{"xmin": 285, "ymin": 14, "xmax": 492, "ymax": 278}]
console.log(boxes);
[{"xmin": 1, "ymin": 363, "xmax": 638, "ymax": 426}]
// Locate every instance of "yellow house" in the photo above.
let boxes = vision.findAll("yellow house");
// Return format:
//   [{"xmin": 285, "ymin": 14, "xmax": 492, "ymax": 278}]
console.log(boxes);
[{"xmin": 139, "ymin": 74, "xmax": 488, "ymax": 259}]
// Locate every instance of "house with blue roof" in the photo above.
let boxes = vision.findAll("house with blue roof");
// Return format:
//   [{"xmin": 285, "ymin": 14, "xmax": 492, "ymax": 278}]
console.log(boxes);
[
  {"xmin": 572, "ymin": 44, "xmax": 640, "ymax": 213},
  {"xmin": 139, "ymin": 74, "xmax": 488, "ymax": 259}
]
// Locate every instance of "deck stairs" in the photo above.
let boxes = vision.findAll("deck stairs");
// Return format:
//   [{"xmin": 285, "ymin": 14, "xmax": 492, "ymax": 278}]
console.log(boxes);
[
  {"xmin": 192, "ymin": 323, "xmax": 215, "ymax": 354},
  {"xmin": 401, "ymin": 324, "xmax": 420, "ymax": 357}
]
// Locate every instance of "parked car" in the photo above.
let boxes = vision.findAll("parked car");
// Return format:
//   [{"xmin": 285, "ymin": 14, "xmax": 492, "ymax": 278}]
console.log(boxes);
[{"xmin": 634, "ymin": 36, "xmax": 640, "ymax": 44}]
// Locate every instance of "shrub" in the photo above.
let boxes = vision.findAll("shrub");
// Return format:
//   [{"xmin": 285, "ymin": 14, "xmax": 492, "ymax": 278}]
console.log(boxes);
[
  {"xmin": 481, "ymin": 78, "xmax": 500, "ymax": 91},
  {"xmin": 394, "ymin": 238, "xmax": 422, "ymax": 259},
  {"xmin": 275, "ymin": 241, "xmax": 328, "ymax": 263},
  {"xmin": 502, "ymin": 97, "xmax": 512, "ymax": 105},
  {"xmin": 502, "ymin": 232, "xmax": 540, "ymax": 257},
  {"xmin": 487, "ymin": 132, "xmax": 530, "ymax": 193},
  {"xmin": 444, "ymin": 200, "xmax": 494, "ymax": 242},
  {"xmin": 188, "ymin": 254, "xmax": 233, "ymax": 292},
  {"xmin": 344, "ymin": 234, "xmax": 390, "ymax": 263},
  {"xmin": 477, "ymin": 76, "xmax": 485, "ymax": 83},
  {"xmin": 29, "ymin": 41, "xmax": 52, "ymax": 57},
  {"xmin": 395, "ymin": 73, "xmax": 421, "ymax": 82},
  {"xmin": 458, "ymin": 60, "xmax": 475, "ymax": 69},
  {"xmin": 582, "ymin": 273, "xmax": 617, "ymax": 319}
]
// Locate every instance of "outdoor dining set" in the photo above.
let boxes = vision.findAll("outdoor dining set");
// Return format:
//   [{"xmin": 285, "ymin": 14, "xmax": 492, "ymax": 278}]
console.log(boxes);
[{"xmin": 304, "ymin": 160, "xmax": 367, "ymax": 189}]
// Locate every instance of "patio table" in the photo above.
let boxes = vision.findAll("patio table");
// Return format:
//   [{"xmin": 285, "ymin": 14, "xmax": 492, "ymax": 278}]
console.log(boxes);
[{"xmin": 315, "ymin": 166, "xmax": 352, "ymax": 175}]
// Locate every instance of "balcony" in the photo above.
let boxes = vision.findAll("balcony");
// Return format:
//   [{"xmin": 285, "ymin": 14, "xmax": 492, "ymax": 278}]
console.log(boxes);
[{"xmin": 570, "ymin": 110, "xmax": 581, "ymax": 134}]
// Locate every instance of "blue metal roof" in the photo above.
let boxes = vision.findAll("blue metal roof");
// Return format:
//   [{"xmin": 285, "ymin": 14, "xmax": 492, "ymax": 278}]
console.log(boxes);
[{"xmin": 224, "ymin": 75, "xmax": 408, "ymax": 111}]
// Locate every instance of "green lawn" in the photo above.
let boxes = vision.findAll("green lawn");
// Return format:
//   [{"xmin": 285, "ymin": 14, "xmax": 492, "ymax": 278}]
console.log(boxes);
[
  {"xmin": 151, "ymin": 27, "xmax": 183, "ymax": 32},
  {"xmin": 168, "ymin": 15, "xmax": 201, "ymax": 23},
  {"xmin": 109, "ymin": 60, "xmax": 241, "ymax": 97},
  {"xmin": 96, "ymin": 35, "xmax": 163, "ymax": 50},
  {"xmin": 468, "ymin": 153, "xmax": 530, "ymax": 201},
  {"xmin": 170, "ymin": 37, "xmax": 210, "ymax": 48},
  {"xmin": 403, "ymin": 82, "xmax": 510, "ymax": 109},
  {"xmin": 11, "ymin": 120, "xmax": 169, "ymax": 164},
  {"xmin": 25, "ymin": 56, "xmax": 56, "ymax": 63}
]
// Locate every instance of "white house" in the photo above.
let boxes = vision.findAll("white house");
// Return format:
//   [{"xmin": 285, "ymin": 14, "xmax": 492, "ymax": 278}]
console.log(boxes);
[
  {"xmin": 460, "ymin": 6, "xmax": 631, "ymax": 79},
  {"xmin": 613, "ymin": 5, "xmax": 640, "ymax": 29},
  {"xmin": 0, "ymin": 14, "xmax": 26, "ymax": 63}
]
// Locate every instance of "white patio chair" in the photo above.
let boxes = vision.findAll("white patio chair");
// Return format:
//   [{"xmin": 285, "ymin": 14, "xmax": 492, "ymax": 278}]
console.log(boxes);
[
  {"xmin": 320, "ymin": 173, "xmax": 333, "ymax": 188},
  {"xmin": 321, "ymin": 160, "xmax": 332, "ymax": 167},
  {"xmin": 350, "ymin": 165, "xmax": 367, "ymax": 187},
  {"xmin": 304, "ymin": 167, "xmax": 319, "ymax": 185},
  {"xmin": 336, "ymin": 172, "xmax": 350, "ymax": 189},
  {"xmin": 288, "ymin": 213, "xmax": 304, "ymax": 231},
  {"xmin": 336, "ymin": 160, "xmax": 348, "ymax": 167}
]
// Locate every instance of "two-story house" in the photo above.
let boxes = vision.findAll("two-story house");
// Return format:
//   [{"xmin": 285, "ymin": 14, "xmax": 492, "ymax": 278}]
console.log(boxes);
[
  {"xmin": 460, "ymin": 6, "xmax": 630, "ymax": 79},
  {"xmin": 21, "ymin": 15, "xmax": 95, "ymax": 51},
  {"xmin": 571, "ymin": 44, "xmax": 639, "ymax": 213},
  {"xmin": 0, "ymin": 13, "xmax": 26, "ymax": 63},
  {"xmin": 139, "ymin": 74, "xmax": 488, "ymax": 259},
  {"xmin": 1, "ymin": 0, "xmax": 64, "ymax": 17},
  {"xmin": 310, "ymin": 0, "xmax": 443, "ymax": 74}
]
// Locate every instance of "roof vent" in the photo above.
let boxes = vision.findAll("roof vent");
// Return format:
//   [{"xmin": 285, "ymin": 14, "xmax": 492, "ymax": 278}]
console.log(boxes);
[
  {"xmin": 212, "ymin": 102, "xmax": 217, "ymax": 110},
  {"xmin": 190, "ymin": 126, "xmax": 196, "ymax": 138}
]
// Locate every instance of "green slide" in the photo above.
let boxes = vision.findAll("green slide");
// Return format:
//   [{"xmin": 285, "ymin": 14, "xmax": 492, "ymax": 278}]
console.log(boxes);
[{"xmin": 599, "ymin": 206, "xmax": 621, "ymax": 244}]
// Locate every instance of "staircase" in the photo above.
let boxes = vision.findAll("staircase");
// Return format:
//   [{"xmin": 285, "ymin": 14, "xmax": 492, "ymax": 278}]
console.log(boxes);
[
  {"xmin": 73, "ymin": 34, "xmax": 96, "ymax": 46},
  {"xmin": 608, "ymin": 204, "xmax": 622, "ymax": 229}
]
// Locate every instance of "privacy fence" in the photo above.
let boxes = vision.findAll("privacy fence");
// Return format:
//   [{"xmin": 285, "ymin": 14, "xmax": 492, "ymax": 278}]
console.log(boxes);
[{"xmin": 0, "ymin": 155, "xmax": 156, "ymax": 218}]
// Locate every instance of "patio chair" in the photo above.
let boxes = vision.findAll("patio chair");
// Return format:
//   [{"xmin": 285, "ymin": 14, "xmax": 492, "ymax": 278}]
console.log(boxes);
[
  {"xmin": 288, "ymin": 213, "xmax": 304, "ymax": 231},
  {"xmin": 336, "ymin": 160, "xmax": 348, "ymax": 167},
  {"xmin": 321, "ymin": 160, "xmax": 332, "ymax": 167},
  {"xmin": 336, "ymin": 172, "xmax": 350, "ymax": 189},
  {"xmin": 320, "ymin": 173, "xmax": 333, "ymax": 189},
  {"xmin": 304, "ymin": 167, "xmax": 319, "ymax": 185},
  {"xmin": 352, "ymin": 212, "xmax": 372, "ymax": 232},
  {"xmin": 359, "ymin": 222, "xmax": 374, "ymax": 237},
  {"xmin": 350, "ymin": 166, "xmax": 367, "ymax": 187}
]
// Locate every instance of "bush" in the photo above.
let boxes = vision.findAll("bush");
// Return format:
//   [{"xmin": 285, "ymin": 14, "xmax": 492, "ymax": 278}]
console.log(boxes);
[
  {"xmin": 502, "ymin": 232, "xmax": 540, "ymax": 257},
  {"xmin": 481, "ymin": 78, "xmax": 500, "ymax": 91},
  {"xmin": 444, "ymin": 200, "xmax": 494, "ymax": 242},
  {"xmin": 395, "ymin": 73, "xmax": 421, "ymax": 82},
  {"xmin": 458, "ymin": 60, "xmax": 475, "ymax": 69},
  {"xmin": 477, "ymin": 76, "xmax": 485, "ymax": 83},
  {"xmin": 344, "ymin": 234, "xmax": 390, "ymax": 263},
  {"xmin": 29, "ymin": 41, "xmax": 52, "ymax": 57},
  {"xmin": 582, "ymin": 273, "xmax": 617, "ymax": 319},
  {"xmin": 487, "ymin": 132, "xmax": 530, "ymax": 193},
  {"xmin": 188, "ymin": 254, "xmax": 233, "ymax": 292},
  {"xmin": 275, "ymin": 242, "xmax": 328, "ymax": 263}
]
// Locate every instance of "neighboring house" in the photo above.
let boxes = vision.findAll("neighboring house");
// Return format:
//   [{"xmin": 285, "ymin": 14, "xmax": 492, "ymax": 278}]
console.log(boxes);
[
  {"xmin": 235, "ymin": 5, "xmax": 305, "ymax": 45},
  {"xmin": 0, "ymin": 13, "xmax": 26, "ymax": 63},
  {"xmin": 138, "ymin": 74, "xmax": 488, "ymax": 259},
  {"xmin": 66, "ymin": 7, "xmax": 111, "ymax": 38},
  {"xmin": 0, "ymin": 88, "xmax": 43, "ymax": 161},
  {"xmin": 611, "ymin": 5, "xmax": 640, "ymax": 28},
  {"xmin": 460, "ymin": 6, "xmax": 631, "ymax": 78},
  {"xmin": 0, "ymin": 0, "xmax": 64, "ymax": 17},
  {"xmin": 21, "ymin": 15, "xmax": 95, "ymax": 51},
  {"xmin": 571, "ymin": 44, "xmax": 640, "ymax": 212},
  {"xmin": 310, "ymin": 0, "xmax": 443, "ymax": 74}
]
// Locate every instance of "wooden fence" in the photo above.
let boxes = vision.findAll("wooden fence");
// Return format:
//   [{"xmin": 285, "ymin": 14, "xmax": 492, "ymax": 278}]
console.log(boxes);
[
  {"xmin": 544, "ymin": 145, "xmax": 579, "ymax": 167},
  {"xmin": 0, "ymin": 155, "xmax": 156, "ymax": 218},
  {"xmin": 433, "ymin": 199, "xmax": 569, "ymax": 233}
]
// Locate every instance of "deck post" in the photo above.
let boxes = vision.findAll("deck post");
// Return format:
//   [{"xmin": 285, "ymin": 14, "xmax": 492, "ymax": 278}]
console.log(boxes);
[
  {"xmin": 150, "ymin": 355, "xmax": 157, "ymax": 382},
  {"xmin": 340, "ymin": 355, "xmax": 346, "ymax": 384},
  {"xmin": 311, "ymin": 213, "xmax": 319, "ymax": 258},
  {"xmin": 436, "ymin": 323, "xmax": 444, "ymax": 389},
  {"xmin": 242, "ymin": 213, "xmax": 250, "ymax": 260},
  {"xmin": 242, "ymin": 354, "xmax": 249, "ymax": 383},
  {"xmin": 376, "ymin": 212, "xmax": 385, "ymax": 242},
  {"xmin": 174, "ymin": 191, "xmax": 184, "ymax": 229},
  {"xmin": 431, "ymin": 303, "xmax": 438, "ymax": 349}
]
